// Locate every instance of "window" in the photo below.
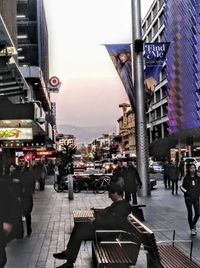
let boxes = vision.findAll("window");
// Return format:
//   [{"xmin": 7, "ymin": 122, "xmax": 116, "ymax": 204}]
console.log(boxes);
[
  {"xmin": 152, "ymin": 3, "xmax": 158, "ymax": 18},
  {"xmin": 153, "ymin": 21, "xmax": 158, "ymax": 36}
]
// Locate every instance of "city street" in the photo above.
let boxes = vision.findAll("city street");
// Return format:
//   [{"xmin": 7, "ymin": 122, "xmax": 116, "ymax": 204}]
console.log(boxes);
[{"xmin": 5, "ymin": 176, "xmax": 200, "ymax": 268}]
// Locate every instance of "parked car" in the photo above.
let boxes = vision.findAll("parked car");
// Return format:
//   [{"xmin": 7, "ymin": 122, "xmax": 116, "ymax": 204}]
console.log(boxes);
[
  {"xmin": 86, "ymin": 162, "xmax": 95, "ymax": 169},
  {"xmin": 94, "ymin": 161, "xmax": 102, "ymax": 169},
  {"xmin": 102, "ymin": 161, "xmax": 116, "ymax": 173},
  {"xmin": 73, "ymin": 161, "xmax": 86, "ymax": 170},
  {"xmin": 183, "ymin": 157, "xmax": 200, "ymax": 171},
  {"xmin": 149, "ymin": 161, "xmax": 164, "ymax": 173}
]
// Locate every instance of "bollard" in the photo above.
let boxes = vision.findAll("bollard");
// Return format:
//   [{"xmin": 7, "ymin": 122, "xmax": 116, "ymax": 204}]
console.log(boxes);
[{"xmin": 68, "ymin": 175, "xmax": 74, "ymax": 200}]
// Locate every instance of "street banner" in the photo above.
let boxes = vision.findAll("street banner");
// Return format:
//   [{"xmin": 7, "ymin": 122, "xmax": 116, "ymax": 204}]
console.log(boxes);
[
  {"xmin": 144, "ymin": 42, "xmax": 170, "ymax": 100},
  {"xmin": 105, "ymin": 44, "xmax": 136, "ymax": 112},
  {"xmin": 105, "ymin": 43, "xmax": 168, "ymax": 111}
]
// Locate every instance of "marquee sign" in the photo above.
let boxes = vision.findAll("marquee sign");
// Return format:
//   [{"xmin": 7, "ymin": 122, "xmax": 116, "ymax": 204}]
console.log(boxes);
[
  {"xmin": 36, "ymin": 151, "xmax": 53, "ymax": 156},
  {"xmin": 0, "ymin": 128, "xmax": 33, "ymax": 140}
]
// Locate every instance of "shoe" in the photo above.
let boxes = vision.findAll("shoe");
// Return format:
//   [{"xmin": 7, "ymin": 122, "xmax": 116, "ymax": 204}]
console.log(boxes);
[
  {"xmin": 53, "ymin": 251, "xmax": 68, "ymax": 260},
  {"xmin": 56, "ymin": 262, "xmax": 74, "ymax": 268},
  {"xmin": 193, "ymin": 226, "xmax": 197, "ymax": 234},
  {"xmin": 172, "ymin": 192, "xmax": 174, "ymax": 195},
  {"xmin": 191, "ymin": 229, "xmax": 197, "ymax": 235}
]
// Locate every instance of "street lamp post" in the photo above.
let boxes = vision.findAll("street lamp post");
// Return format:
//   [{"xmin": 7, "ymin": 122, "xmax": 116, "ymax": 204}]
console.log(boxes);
[{"xmin": 131, "ymin": 0, "xmax": 150, "ymax": 196}]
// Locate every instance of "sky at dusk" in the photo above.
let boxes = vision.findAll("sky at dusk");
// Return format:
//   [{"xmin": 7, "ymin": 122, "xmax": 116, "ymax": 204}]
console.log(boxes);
[{"xmin": 43, "ymin": 0, "xmax": 154, "ymax": 130}]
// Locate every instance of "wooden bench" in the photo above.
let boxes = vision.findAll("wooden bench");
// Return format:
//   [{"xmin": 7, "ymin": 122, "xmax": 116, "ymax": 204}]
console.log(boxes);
[
  {"xmin": 127, "ymin": 214, "xmax": 200, "ymax": 268},
  {"xmin": 131, "ymin": 204, "xmax": 146, "ymax": 221},
  {"xmin": 92, "ymin": 214, "xmax": 200, "ymax": 268},
  {"xmin": 91, "ymin": 204, "xmax": 146, "ymax": 222},
  {"xmin": 92, "ymin": 229, "xmax": 141, "ymax": 267}
]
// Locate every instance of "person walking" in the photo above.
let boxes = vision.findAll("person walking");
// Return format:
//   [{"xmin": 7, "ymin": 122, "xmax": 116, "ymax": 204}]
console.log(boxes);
[
  {"xmin": 5, "ymin": 164, "xmax": 24, "ymax": 239},
  {"xmin": 124, "ymin": 160, "xmax": 142, "ymax": 204},
  {"xmin": 179, "ymin": 158, "xmax": 185, "ymax": 180},
  {"xmin": 166, "ymin": 160, "xmax": 179, "ymax": 195},
  {"xmin": 180, "ymin": 164, "xmax": 200, "ymax": 235},
  {"xmin": 21, "ymin": 162, "xmax": 35, "ymax": 236},
  {"xmin": 163, "ymin": 160, "xmax": 171, "ymax": 189},
  {"xmin": 53, "ymin": 183, "xmax": 132, "ymax": 268},
  {"xmin": 111, "ymin": 159, "xmax": 127, "ymax": 188},
  {"xmin": 0, "ymin": 179, "xmax": 20, "ymax": 268}
]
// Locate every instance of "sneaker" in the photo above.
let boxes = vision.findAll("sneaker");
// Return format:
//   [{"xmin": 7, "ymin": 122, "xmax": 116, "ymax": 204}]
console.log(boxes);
[
  {"xmin": 193, "ymin": 226, "xmax": 197, "ymax": 234},
  {"xmin": 56, "ymin": 262, "xmax": 74, "ymax": 268},
  {"xmin": 191, "ymin": 229, "xmax": 197, "ymax": 235},
  {"xmin": 53, "ymin": 251, "xmax": 68, "ymax": 260}
]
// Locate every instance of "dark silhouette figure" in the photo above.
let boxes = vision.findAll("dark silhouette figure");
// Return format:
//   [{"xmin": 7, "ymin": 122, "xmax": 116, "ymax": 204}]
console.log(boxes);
[
  {"xmin": 166, "ymin": 160, "xmax": 179, "ymax": 194},
  {"xmin": 124, "ymin": 161, "xmax": 142, "ymax": 204},
  {"xmin": 180, "ymin": 164, "xmax": 200, "ymax": 235},
  {"xmin": 0, "ymin": 179, "xmax": 21, "ymax": 267}
]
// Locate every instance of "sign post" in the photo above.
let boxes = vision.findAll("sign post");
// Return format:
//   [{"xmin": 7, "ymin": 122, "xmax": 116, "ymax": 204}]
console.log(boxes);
[{"xmin": 68, "ymin": 175, "xmax": 74, "ymax": 200}]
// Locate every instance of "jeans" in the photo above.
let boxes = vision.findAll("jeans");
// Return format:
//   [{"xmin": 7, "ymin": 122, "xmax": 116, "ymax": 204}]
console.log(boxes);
[
  {"xmin": 163, "ymin": 174, "xmax": 171, "ymax": 188},
  {"xmin": 185, "ymin": 197, "xmax": 200, "ymax": 229},
  {"xmin": 171, "ymin": 180, "xmax": 178, "ymax": 194}
]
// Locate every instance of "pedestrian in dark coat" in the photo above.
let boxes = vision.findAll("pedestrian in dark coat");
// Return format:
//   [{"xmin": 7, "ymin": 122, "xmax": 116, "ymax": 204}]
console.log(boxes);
[
  {"xmin": 111, "ymin": 159, "xmax": 127, "ymax": 189},
  {"xmin": 0, "ymin": 179, "xmax": 21, "ymax": 268},
  {"xmin": 163, "ymin": 160, "xmax": 171, "ymax": 189},
  {"xmin": 21, "ymin": 162, "xmax": 35, "ymax": 236},
  {"xmin": 5, "ymin": 164, "xmax": 24, "ymax": 239},
  {"xmin": 124, "ymin": 161, "xmax": 142, "ymax": 204},
  {"xmin": 179, "ymin": 158, "xmax": 185, "ymax": 180},
  {"xmin": 166, "ymin": 160, "xmax": 179, "ymax": 195},
  {"xmin": 180, "ymin": 164, "xmax": 200, "ymax": 235}
]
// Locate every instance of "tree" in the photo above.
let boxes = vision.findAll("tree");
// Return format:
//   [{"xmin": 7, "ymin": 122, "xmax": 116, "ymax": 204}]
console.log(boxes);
[{"xmin": 58, "ymin": 143, "xmax": 76, "ymax": 165}]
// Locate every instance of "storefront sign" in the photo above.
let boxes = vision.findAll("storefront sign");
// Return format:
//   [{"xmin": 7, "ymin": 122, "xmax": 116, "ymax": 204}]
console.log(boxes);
[
  {"xmin": 0, "ymin": 128, "xmax": 33, "ymax": 140},
  {"xmin": 48, "ymin": 76, "xmax": 61, "ymax": 93},
  {"xmin": 36, "ymin": 151, "xmax": 53, "ymax": 156}
]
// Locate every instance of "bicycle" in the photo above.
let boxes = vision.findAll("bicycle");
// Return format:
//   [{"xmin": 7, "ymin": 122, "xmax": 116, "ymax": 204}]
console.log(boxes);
[
  {"xmin": 95, "ymin": 175, "xmax": 111, "ymax": 194},
  {"xmin": 54, "ymin": 176, "xmax": 81, "ymax": 193}
]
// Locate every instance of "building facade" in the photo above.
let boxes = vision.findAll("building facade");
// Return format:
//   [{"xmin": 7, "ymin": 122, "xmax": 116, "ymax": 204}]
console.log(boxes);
[
  {"xmin": 0, "ymin": 0, "xmax": 53, "ymax": 173},
  {"xmin": 117, "ymin": 103, "xmax": 136, "ymax": 156},
  {"xmin": 142, "ymin": 0, "xmax": 200, "ymax": 159}
]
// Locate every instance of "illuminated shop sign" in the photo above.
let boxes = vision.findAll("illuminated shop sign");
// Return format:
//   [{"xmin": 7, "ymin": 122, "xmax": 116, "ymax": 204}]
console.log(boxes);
[
  {"xmin": 0, "ymin": 128, "xmax": 33, "ymax": 140},
  {"xmin": 36, "ymin": 151, "xmax": 53, "ymax": 156}
]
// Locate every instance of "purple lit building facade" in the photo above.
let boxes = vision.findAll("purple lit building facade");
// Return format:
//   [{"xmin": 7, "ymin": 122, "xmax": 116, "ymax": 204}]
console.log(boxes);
[
  {"xmin": 164, "ymin": 0, "xmax": 200, "ymax": 134},
  {"xmin": 143, "ymin": 0, "xmax": 200, "ymax": 158}
]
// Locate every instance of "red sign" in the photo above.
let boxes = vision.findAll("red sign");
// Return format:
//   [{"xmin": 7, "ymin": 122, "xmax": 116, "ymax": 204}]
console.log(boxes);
[
  {"xmin": 36, "ymin": 151, "xmax": 53, "ymax": 156},
  {"xmin": 49, "ymin": 76, "xmax": 60, "ymax": 87}
]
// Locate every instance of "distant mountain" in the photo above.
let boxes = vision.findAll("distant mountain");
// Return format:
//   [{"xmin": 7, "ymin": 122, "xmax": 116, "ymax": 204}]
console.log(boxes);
[{"xmin": 57, "ymin": 124, "xmax": 115, "ymax": 145}]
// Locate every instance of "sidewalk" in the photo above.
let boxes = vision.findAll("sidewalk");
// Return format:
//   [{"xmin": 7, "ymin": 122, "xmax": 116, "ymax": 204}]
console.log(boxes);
[{"xmin": 5, "ymin": 178, "xmax": 200, "ymax": 268}]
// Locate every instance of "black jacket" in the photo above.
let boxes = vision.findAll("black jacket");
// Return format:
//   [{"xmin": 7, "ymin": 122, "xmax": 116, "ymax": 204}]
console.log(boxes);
[
  {"xmin": 181, "ymin": 174, "xmax": 200, "ymax": 200},
  {"xmin": 124, "ymin": 166, "xmax": 142, "ymax": 192},
  {"xmin": 0, "ymin": 180, "xmax": 21, "ymax": 245},
  {"xmin": 112, "ymin": 166, "xmax": 127, "ymax": 183},
  {"xmin": 93, "ymin": 200, "xmax": 132, "ymax": 230}
]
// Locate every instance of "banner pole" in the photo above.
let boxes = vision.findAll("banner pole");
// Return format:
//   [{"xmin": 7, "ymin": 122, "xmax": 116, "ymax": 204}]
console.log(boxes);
[{"xmin": 131, "ymin": 0, "xmax": 150, "ymax": 196}]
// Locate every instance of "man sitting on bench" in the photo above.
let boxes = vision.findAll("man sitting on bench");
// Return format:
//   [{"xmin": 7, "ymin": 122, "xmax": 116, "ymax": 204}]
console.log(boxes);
[{"xmin": 53, "ymin": 183, "xmax": 132, "ymax": 268}]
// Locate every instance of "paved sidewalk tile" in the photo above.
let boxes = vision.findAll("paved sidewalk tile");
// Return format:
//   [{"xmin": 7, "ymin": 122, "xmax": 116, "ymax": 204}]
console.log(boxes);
[{"xmin": 5, "ymin": 180, "xmax": 200, "ymax": 267}]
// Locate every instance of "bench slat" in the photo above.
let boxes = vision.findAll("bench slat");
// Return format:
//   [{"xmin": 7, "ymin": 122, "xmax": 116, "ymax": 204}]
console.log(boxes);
[{"xmin": 159, "ymin": 245, "xmax": 200, "ymax": 268}]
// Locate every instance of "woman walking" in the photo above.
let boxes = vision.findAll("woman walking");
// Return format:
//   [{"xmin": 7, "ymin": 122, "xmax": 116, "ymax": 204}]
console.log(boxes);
[{"xmin": 180, "ymin": 164, "xmax": 200, "ymax": 235}]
